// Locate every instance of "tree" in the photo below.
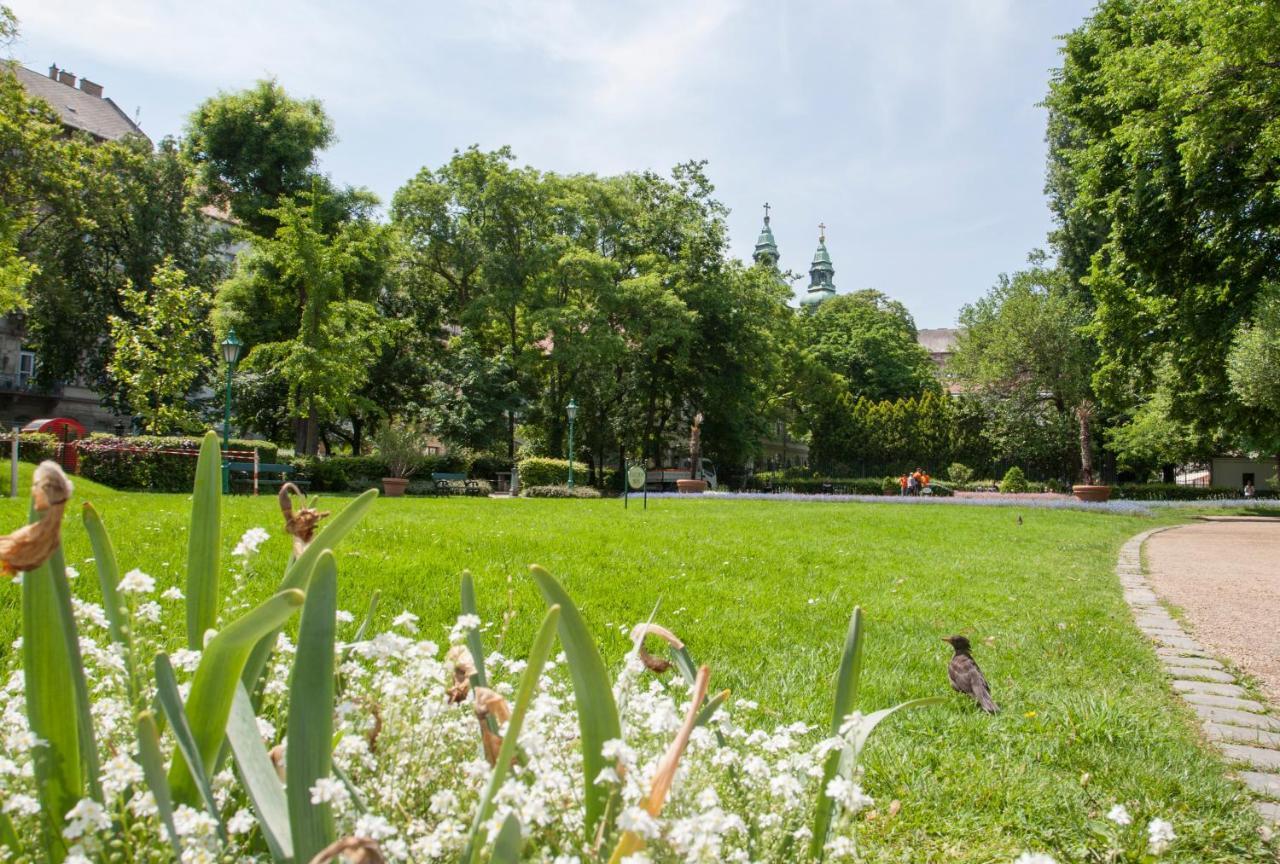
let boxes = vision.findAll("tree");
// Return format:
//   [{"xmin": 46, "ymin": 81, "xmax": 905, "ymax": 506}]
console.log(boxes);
[
  {"xmin": 216, "ymin": 187, "xmax": 389, "ymax": 454},
  {"xmin": 107, "ymin": 259, "xmax": 210, "ymax": 433},
  {"xmin": 184, "ymin": 79, "xmax": 334, "ymax": 235},
  {"xmin": 1227, "ymin": 285, "xmax": 1280, "ymax": 457},
  {"xmin": 803, "ymin": 290, "xmax": 939, "ymax": 402},
  {"xmin": 952, "ymin": 260, "xmax": 1098, "ymax": 482},
  {"xmin": 1045, "ymin": 0, "xmax": 1280, "ymax": 446}
]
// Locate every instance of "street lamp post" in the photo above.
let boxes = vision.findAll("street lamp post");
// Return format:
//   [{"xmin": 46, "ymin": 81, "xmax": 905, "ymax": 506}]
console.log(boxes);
[
  {"xmin": 220, "ymin": 329, "xmax": 243, "ymax": 493},
  {"xmin": 566, "ymin": 398, "xmax": 578, "ymax": 490}
]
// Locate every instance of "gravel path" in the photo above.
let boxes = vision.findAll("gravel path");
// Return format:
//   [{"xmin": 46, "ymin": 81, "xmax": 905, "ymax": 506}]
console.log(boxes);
[{"xmin": 1147, "ymin": 519, "xmax": 1280, "ymax": 704}]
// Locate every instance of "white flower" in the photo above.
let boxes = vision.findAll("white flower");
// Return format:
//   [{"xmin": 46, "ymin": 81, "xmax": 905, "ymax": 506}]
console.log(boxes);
[
  {"xmin": 162, "ymin": 586, "xmax": 185, "ymax": 601},
  {"xmin": 170, "ymin": 649, "xmax": 202, "ymax": 673},
  {"xmin": 619, "ymin": 855, "xmax": 651, "ymax": 864},
  {"xmin": 62, "ymin": 798, "xmax": 110, "ymax": 840},
  {"xmin": 232, "ymin": 527, "xmax": 270, "ymax": 558},
  {"xmin": 309, "ymin": 776, "xmax": 351, "ymax": 810},
  {"xmin": 117, "ymin": 569, "xmax": 155, "ymax": 594},
  {"xmin": 4, "ymin": 794, "xmax": 39, "ymax": 816},
  {"xmin": 1107, "ymin": 804, "xmax": 1132, "ymax": 826},
  {"xmin": 449, "ymin": 614, "xmax": 482, "ymax": 643},
  {"xmin": 617, "ymin": 806, "xmax": 660, "ymax": 840},
  {"xmin": 64, "ymin": 565, "xmax": 79, "ymax": 580},
  {"xmin": 824, "ymin": 776, "xmax": 874, "ymax": 813},
  {"xmin": 1147, "ymin": 818, "xmax": 1175, "ymax": 854},
  {"xmin": 393, "ymin": 611, "xmax": 420, "ymax": 633},
  {"xmin": 135, "ymin": 601, "xmax": 162, "ymax": 623},
  {"xmin": 429, "ymin": 789, "xmax": 458, "ymax": 815},
  {"xmin": 336, "ymin": 610, "xmax": 355, "ymax": 623},
  {"xmin": 227, "ymin": 809, "xmax": 256, "ymax": 834},
  {"xmin": 102, "ymin": 752, "xmax": 144, "ymax": 796},
  {"xmin": 1012, "ymin": 855, "xmax": 1057, "ymax": 864},
  {"xmin": 173, "ymin": 805, "xmax": 218, "ymax": 837}
]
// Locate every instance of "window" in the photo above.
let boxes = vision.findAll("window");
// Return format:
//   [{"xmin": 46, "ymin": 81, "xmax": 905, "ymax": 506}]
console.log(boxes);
[{"xmin": 18, "ymin": 351, "xmax": 36, "ymax": 388}]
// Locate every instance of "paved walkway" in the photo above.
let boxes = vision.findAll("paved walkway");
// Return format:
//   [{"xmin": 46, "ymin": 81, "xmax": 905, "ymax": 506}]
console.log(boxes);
[{"xmin": 1118, "ymin": 525, "xmax": 1280, "ymax": 827}]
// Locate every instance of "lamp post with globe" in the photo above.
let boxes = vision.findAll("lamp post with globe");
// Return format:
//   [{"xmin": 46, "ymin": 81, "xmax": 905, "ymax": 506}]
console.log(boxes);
[
  {"xmin": 566, "ymin": 398, "xmax": 578, "ymax": 490},
  {"xmin": 220, "ymin": 329, "xmax": 243, "ymax": 493}
]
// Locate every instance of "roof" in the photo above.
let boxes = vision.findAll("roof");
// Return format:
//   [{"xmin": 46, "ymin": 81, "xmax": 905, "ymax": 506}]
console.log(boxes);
[
  {"xmin": 917, "ymin": 327, "xmax": 959, "ymax": 355},
  {"xmin": 12, "ymin": 65, "xmax": 147, "ymax": 142},
  {"xmin": 810, "ymin": 240, "xmax": 833, "ymax": 268}
]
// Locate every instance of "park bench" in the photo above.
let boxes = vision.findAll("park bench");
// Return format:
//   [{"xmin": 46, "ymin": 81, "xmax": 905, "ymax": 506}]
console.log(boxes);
[
  {"xmin": 228, "ymin": 461, "xmax": 310, "ymax": 495},
  {"xmin": 431, "ymin": 472, "xmax": 487, "ymax": 496}
]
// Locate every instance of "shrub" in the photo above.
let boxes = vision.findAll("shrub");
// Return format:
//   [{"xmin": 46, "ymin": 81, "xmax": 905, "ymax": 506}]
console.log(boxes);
[
  {"xmin": 517, "ymin": 456, "xmax": 589, "ymax": 488},
  {"xmin": 521, "ymin": 484, "xmax": 602, "ymax": 499},
  {"xmin": 0, "ymin": 432, "xmax": 59, "ymax": 464},
  {"xmin": 293, "ymin": 453, "xmax": 472, "ymax": 492},
  {"xmin": 746, "ymin": 474, "xmax": 886, "ymax": 495},
  {"xmin": 999, "ymin": 466, "xmax": 1029, "ymax": 494},
  {"xmin": 467, "ymin": 453, "xmax": 512, "ymax": 480},
  {"xmin": 1111, "ymin": 483, "xmax": 1280, "ymax": 501},
  {"xmin": 882, "ymin": 475, "xmax": 901, "ymax": 494},
  {"xmin": 947, "ymin": 462, "xmax": 974, "ymax": 485},
  {"xmin": 373, "ymin": 421, "xmax": 429, "ymax": 479},
  {"xmin": 78, "ymin": 434, "xmax": 277, "ymax": 491}
]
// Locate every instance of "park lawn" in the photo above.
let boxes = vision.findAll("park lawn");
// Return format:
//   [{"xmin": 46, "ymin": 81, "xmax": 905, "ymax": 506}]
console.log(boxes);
[{"xmin": 0, "ymin": 468, "xmax": 1270, "ymax": 862}]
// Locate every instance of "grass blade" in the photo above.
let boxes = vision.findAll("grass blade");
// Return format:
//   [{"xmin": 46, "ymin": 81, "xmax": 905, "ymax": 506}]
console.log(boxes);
[
  {"xmin": 530, "ymin": 566, "xmax": 621, "ymax": 839},
  {"xmin": 0, "ymin": 811, "xmax": 19, "ymax": 857},
  {"xmin": 694, "ymin": 689, "xmax": 731, "ymax": 728},
  {"xmin": 22, "ymin": 518, "xmax": 83, "ymax": 858},
  {"xmin": 464, "ymin": 604, "xmax": 560, "ymax": 864},
  {"xmin": 351, "ymin": 589, "xmax": 380, "ymax": 644},
  {"xmin": 186, "ymin": 430, "xmax": 223, "ymax": 650},
  {"xmin": 809, "ymin": 606, "xmax": 864, "ymax": 860},
  {"xmin": 488, "ymin": 813, "xmax": 524, "ymax": 863},
  {"xmin": 226, "ymin": 684, "xmax": 293, "ymax": 862},
  {"xmin": 461, "ymin": 570, "xmax": 489, "ymax": 687},
  {"xmin": 82, "ymin": 503, "xmax": 126, "ymax": 648},
  {"xmin": 154, "ymin": 653, "xmax": 226, "ymax": 840},
  {"xmin": 288, "ymin": 551, "xmax": 338, "ymax": 862},
  {"xmin": 168, "ymin": 589, "xmax": 305, "ymax": 805},
  {"xmin": 135, "ymin": 710, "xmax": 182, "ymax": 857}
]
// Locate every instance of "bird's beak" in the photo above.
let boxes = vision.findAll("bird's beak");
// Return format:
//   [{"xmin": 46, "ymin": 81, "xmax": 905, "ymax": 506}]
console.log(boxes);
[{"xmin": 940, "ymin": 636, "xmax": 952, "ymax": 643}]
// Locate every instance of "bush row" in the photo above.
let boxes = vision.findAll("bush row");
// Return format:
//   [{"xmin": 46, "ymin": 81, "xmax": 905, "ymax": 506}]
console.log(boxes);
[
  {"xmin": 1110, "ymin": 483, "xmax": 1280, "ymax": 501},
  {"xmin": 515, "ymin": 457, "xmax": 590, "ymax": 488},
  {"xmin": 743, "ymin": 474, "xmax": 955, "ymax": 497},
  {"xmin": 521, "ymin": 484, "xmax": 602, "ymax": 499},
  {"xmin": 0, "ymin": 432, "xmax": 60, "ymax": 464},
  {"xmin": 78, "ymin": 435, "xmax": 277, "ymax": 492}
]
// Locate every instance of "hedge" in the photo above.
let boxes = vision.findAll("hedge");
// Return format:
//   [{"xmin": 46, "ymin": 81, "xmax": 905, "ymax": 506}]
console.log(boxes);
[
  {"xmin": 742, "ymin": 474, "xmax": 955, "ymax": 497},
  {"xmin": 0, "ymin": 432, "xmax": 60, "ymax": 464},
  {"xmin": 521, "ymin": 484, "xmax": 602, "ymax": 499},
  {"xmin": 516, "ymin": 457, "xmax": 589, "ymax": 488},
  {"xmin": 1111, "ymin": 483, "xmax": 1280, "ymax": 501},
  {"xmin": 292, "ymin": 453, "xmax": 472, "ymax": 493},
  {"xmin": 78, "ymin": 435, "xmax": 277, "ymax": 492}
]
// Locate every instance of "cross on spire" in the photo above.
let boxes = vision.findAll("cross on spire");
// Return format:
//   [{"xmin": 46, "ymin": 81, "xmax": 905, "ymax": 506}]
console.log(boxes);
[
  {"xmin": 763, "ymin": 201, "xmax": 771, "ymax": 224},
  {"xmin": 818, "ymin": 222, "xmax": 827, "ymax": 242}
]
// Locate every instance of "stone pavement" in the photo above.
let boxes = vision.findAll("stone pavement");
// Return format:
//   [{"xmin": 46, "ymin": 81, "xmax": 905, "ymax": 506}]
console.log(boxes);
[{"xmin": 1117, "ymin": 527, "xmax": 1280, "ymax": 827}]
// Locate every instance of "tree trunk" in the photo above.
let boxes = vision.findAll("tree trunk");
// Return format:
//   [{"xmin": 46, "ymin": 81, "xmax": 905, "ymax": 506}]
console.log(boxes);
[
  {"xmin": 304, "ymin": 402, "xmax": 319, "ymax": 456},
  {"xmin": 1076, "ymin": 401, "xmax": 1095, "ymax": 486},
  {"xmin": 293, "ymin": 417, "xmax": 307, "ymax": 455},
  {"xmin": 352, "ymin": 416, "xmax": 364, "ymax": 455},
  {"xmin": 1161, "ymin": 463, "xmax": 1176, "ymax": 484}
]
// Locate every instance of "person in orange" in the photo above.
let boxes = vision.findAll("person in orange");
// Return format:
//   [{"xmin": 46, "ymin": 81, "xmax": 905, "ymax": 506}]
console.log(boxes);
[
  {"xmin": 899, "ymin": 474, "xmax": 908, "ymax": 496},
  {"xmin": 922, "ymin": 470, "xmax": 931, "ymax": 487}
]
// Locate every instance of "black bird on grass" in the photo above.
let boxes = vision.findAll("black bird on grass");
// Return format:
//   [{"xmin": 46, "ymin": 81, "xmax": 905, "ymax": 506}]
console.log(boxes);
[{"xmin": 942, "ymin": 635, "xmax": 999, "ymax": 714}]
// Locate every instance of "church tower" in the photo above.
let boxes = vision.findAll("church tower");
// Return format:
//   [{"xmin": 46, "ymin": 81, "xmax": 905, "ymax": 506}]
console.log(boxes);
[
  {"xmin": 800, "ymin": 223, "xmax": 836, "ymax": 311},
  {"xmin": 752, "ymin": 202, "xmax": 780, "ymax": 269}
]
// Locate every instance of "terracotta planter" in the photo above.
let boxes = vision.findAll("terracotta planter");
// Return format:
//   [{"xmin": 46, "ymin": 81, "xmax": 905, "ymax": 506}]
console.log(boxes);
[
  {"xmin": 676, "ymin": 478, "xmax": 709, "ymax": 494},
  {"xmin": 382, "ymin": 477, "xmax": 410, "ymax": 497},
  {"xmin": 1072, "ymin": 484, "xmax": 1112, "ymax": 502}
]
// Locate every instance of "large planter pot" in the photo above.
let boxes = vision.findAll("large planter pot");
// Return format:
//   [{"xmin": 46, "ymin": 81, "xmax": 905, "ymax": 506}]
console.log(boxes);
[
  {"xmin": 1072, "ymin": 484, "xmax": 1112, "ymax": 502},
  {"xmin": 382, "ymin": 477, "xmax": 410, "ymax": 497},
  {"xmin": 676, "ymin": 478, "xmax": 709, "ymax": 494}
]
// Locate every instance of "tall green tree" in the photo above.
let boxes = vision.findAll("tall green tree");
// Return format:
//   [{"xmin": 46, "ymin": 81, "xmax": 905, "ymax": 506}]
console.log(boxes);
[
  {"xmin": 107, "ymin": 259, "xmax": 210, "ymax": 433},
  {"xmin": 1045, "ymin": 0, "xmax": 1280, "ymax": 448},
  {"xmin": 1227, "ymin": 285, "xmax": 1280, "ymax": 457},
  {"xmin": 184, "ymin": 79, "xmax": 334, "ymax": 235},
  {"xmin": 216, "ymin": 187, "xmax": 390, "ymax": 453},
  {"xmin": 803, "ymin": 290, "xmax": 939, "ymax": 402}
]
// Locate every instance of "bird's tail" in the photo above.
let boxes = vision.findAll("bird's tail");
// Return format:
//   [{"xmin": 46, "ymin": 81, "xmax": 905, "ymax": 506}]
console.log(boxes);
[{"xmin": 978, "ymin": 687, "xmax": 1000, "ymax": 714}]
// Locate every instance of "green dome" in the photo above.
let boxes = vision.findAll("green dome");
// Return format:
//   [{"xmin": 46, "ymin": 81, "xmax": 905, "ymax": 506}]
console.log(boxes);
[
  {"xmin": 811, "ymin": 241, "xmax": 832, "ymax": 268},
  {"xmin": 753, "ymin": 204, "xmax": 780, "ymax": 266}
]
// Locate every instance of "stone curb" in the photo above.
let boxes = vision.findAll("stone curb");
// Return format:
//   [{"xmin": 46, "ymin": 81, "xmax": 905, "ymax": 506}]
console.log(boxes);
[{"xmin": 1118, "ymin": 527, "xmax": 1280, "ymax": 826}]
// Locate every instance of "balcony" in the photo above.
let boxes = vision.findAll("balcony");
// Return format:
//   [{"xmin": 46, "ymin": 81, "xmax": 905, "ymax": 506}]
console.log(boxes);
[{"xmin": 0, "ymin": 373, "xmax": 63, "ymax": 397}]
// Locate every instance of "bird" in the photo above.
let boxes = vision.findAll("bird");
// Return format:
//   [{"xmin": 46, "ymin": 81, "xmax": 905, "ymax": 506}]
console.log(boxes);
[
  {"xmin": 942, "ymin": 635, "xmax": 1000, "ymax": 713},
  {"xmin": 1016, "ymin": 515, "xmax": 1023, "ymax": 526}
]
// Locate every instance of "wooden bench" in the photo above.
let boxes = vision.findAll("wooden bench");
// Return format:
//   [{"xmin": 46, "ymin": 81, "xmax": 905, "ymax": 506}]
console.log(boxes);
[
  {"xmin": 228, "ymin": 461, "xmax": 310, "ymax": 495},
  {"xmin": 431, "ymin": 472, "xmax": 487, "ymax": 496}
]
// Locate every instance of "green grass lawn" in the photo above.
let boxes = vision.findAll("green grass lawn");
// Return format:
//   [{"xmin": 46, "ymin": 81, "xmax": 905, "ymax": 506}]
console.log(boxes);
[{"xmin": 0, "ymin": 468, "xmax": 1272, "ymax": 862}]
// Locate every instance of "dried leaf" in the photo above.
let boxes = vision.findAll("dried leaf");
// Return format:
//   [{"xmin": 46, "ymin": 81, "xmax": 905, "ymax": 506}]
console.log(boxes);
[
  {"xmin": 629, "ymin": 623, "xmax": 684, "ymax": 675},
  {"xmin": 279, "ymin": 483, "xmax": 331, "ymax": 557},
  {"xmin": 474, "ymin": 687, "xmax": 510, "ymax": 766},
  {"xmin": 268, "ymin": 744, "xmax": 286, "ymax": 782},
  {"xmin": 306, "ymin": 837, "xmax": 386, "ymax": 864},
  {"xmin": 888, "ymin": 799, "xmax": 902, "ymax": 818},
  {"xmin": 0, "ymin": 461, "xmax": 72, "ymax": 575},
  {"xmin": 446, "ymin": 645, "xmax": 476, "ymax": 703}
]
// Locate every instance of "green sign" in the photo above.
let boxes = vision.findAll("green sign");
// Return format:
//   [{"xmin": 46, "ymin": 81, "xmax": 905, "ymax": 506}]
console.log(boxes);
[{"xmin": 627, "ymin": 465, "xmax": 646, "ymax": 490}]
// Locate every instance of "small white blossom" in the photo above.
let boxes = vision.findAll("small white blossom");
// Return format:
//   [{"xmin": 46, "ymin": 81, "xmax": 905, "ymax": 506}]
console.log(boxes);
[
  {"xmin": 392, "ymin": 611, "xmax": 420, "ymax": 633},
  {"xmin": 1012, "ymin": 855, "xmax": 1057, "ymax": 864},
  {"xmin": 1107, "ymin": 804, "xmax": 1132, "ymax": 826},
  {"xmin": 227, "ymin": 809, "xmax": 256, "ymax": 835},
  {"xmin": 449, "ymin": 614, "xmax": 482, "ymax": 643},
  {"xmin": 232, "ymin": 527, "xmax": 270, "ymax": 558},
  {"xmin": 62, "ymin": 798, "xmax": 110, "ymax": 840},
  {"xmin": 117, "ymin": 569, "xmax": 155, "ymax": 594},
  {"xmin": 1147, "ymin": 818, "xmax": 1175, "ymax": 855},
  {"xmin": 617, "ymin": 806, "xmax": 660, "ymax": 840},
  {"xmin": 162, "ymin": 586, "xmax": 185, "ymax": 601},
  {"xmin": 309, "ymin": 777, "xmax": 351, "ymax": 811}
]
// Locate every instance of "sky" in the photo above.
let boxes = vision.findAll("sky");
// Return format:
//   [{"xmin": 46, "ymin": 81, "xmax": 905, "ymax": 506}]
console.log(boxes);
[{"xmin": 10, "ymin": 0, "xmax": 1096, "ymax": 328}]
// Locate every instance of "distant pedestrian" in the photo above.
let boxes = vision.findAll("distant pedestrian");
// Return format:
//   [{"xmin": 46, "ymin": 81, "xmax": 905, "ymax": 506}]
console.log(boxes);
[
  {"xmin": 899, "ymin": 474, "xmax": 908, "ymax": 496},
  {"xmin": 1244, "ymin": 482, "xmax": 1256, "ymax": 498}
]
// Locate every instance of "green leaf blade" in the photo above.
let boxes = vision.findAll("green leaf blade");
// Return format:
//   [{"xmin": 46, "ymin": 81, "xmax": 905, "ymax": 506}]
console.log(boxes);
[
  {"xmin": 82, "ymin": 502, "xmax": 126, "ymax": 648},
  {"xmin": 186, "ymin": 431, "xmax": 223, "ymax": 650},
  {"xmin": 288, "ymin": 552, "xmax": 338, "ymax": 862},
  {"xmin": 810, "ymin": 605, "xmax": 864, "ymax": 860},
  {"xmin": 226, "ymin": 684, "xmax": 293, "ymax": 862},
  {"xmin": 530, "ymin": 565, "xmax": 621, "ymax": 840}
]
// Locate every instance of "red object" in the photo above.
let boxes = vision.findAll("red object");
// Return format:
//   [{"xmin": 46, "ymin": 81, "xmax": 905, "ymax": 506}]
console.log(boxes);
[{"xmin": 21, "ymin": 417, "xmax": 87, "ymax": 472}]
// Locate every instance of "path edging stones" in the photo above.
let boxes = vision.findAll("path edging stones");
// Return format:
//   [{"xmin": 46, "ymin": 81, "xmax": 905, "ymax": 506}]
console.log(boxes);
[{"xmin": 1118, "ymin": 527, "xmax": 1280, "ymax": 827}]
